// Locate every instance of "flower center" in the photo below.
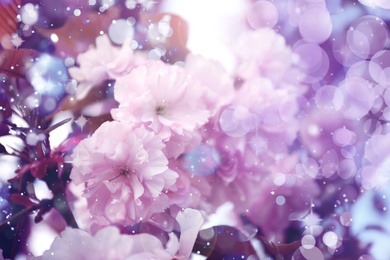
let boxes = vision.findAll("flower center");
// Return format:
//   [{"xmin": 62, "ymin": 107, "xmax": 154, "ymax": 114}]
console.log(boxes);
[
  {"xmin": 155, "ymin": 105, "xmax": 167, "ymax": 115},
  {"xmin": 119, "ymin": 166, "xmax": 129, "ymax": 176},
  {"xmin": 109, "ymin": 165, "xmax": 133, "ymax": 182}
]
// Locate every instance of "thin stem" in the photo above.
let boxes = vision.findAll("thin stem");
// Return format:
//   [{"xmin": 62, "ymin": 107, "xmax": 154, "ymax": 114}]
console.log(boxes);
[
  {"xmin": 0, "ymin": 204, "xmax": 40, "ymax": 229},
  {"xmin": 44, "ymin": 118, "xmax": 72, "ymax": 134},
  {"xmin": 53, "ymin": 191, "xmax": 79, "ymax": 229}
]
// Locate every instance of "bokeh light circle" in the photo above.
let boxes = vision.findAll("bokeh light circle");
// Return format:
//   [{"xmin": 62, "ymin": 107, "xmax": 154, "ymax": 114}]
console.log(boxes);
[
  {"xmin": 323, "ymin": 231, "xmax": 338, "ymax": 247},
  {"xmin": 301, "ymin": 235, "xmax": 316, "ymax": 249},
  {"xmin": 314, "ymin": 85, "xmax": 344, "ymax": 111},
  {"xmin": 299, "ymin": 8, "xmax": 332, "ymax": 43},
  {"xmin": 109, "ymin": 19, "xmax": 135, "ymax": 44},
  {"xmin": 219, "ymin": 105, "xmax": 254, "ymax": 137},
  {"xmin": 338, "ymin": 77, "xmax": 375, "ymax": 120},
  {"xmin": 247, "ymin": 1, "xmax": 278, "ymax": 29},
  {"xmin": 346, "ymin": 16, "xmax": 389, "ymax": 59},
  {"xmin": 369, "ymin": 50, "xmax": 390, "ymax": 86}
]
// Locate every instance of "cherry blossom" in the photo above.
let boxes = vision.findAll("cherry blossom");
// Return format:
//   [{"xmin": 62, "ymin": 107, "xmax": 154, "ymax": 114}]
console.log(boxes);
[
  {"xmin": 32, "ymin": 209, "xmax": 203, "ymax": 260},
  {"xmin": 111, "ymin": 61, "xmax": 210, "ymax": 141},
  {"xmin": 70, "ymin": 121, "xmax": 178, "ymax": 225},
  {"xmin": 2, "ymin": 1, "xmax": 390, "ymax": 259},
  {"xmin": 111, "ymin": 60, "xmax": 211, "ymax": 160},
  {"xmin": 33, "ymin": 226, "xmax": 165, "ymax": 260},
  {"xmin": 184, "ymin": 53, "xmax": 235, "ymax": 116},
  {"xmin": 68, "ymin": 35, "xmax": 142, "ymax": 99},
  {"xmin": 246, "ymin": 154, "xmax": 320, "ymax": 238},
  {"xmin": 234, "ymin": 28, "xmax": 297, "ymax": 84}
]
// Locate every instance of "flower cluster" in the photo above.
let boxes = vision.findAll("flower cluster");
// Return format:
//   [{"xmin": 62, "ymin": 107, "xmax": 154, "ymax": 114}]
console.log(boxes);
[
  {"xmin": 1, "ymin": 0, "xmax": 390, "ymax": 259},
  {"xmin": 32, "ymin": 209, "xmax": 203, "ymax": 260},
  {"xmin": 60, "ymin": 24, "xmax": 318, "ymax": 255}
]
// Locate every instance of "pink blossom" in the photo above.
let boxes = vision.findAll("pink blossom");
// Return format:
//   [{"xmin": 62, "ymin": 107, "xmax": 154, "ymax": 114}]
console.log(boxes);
[
  {"xmin": 70, "ymin": 121, "xmax": 178, "ymax": 225},
  {"xmin": 163, "ymin": 131, "xmax": 202, "ymax": 159},
  {"xmin": 234, "ymin": 28, "xmax": 297, "ymax": 84},
  {"xmin": 236, "ymin": 78, "xmax": 299, "ymax": 130},
  {"xmin": 246, "ymin": 154, "xmax": 320, "ymax": 238},
  {"xmin": 184, "ymin": 53, "xmax": 235, "ymax": 116},
  {"xmin": 166, "ymin": 159, "xmax": 212, "ymax": 211},
  {"xmin": 179, "ymin": 121, "xmax": 264, "ymax": 213},
  {"xmin": 204, "ymin": 76, "xmax": 302, "ymax": 170},
  {"xmin": 168, "ymin": 208, "xmax": 204, "ymax": 259},
  {"xmin": 68, "ymin": 35, "xmax": 142, "ymax": 99},
  {"xmin": 111, "ymin": 61, "xmax": 210, "ymax": 141},
  {"xmin": 66, "ymin": 181, "xmax": 111, "ymax": 234},
  {"xmin": 33, "ymin": 209, "xmax": 203, "ymax": 260},
  {"xmin": 202, "ymin": 143, "xmax": 264, "ymax": 213},
  {"xmin": 172, "ymin": 72, "xmax": 306, "ymax": 214},
  {"xmin": 34, "ymin": 226, "xmax": 166, "ymax": 259},
  {"xmin": 147, "ymin": 208, "xmax": 205, "ymax": 260}
]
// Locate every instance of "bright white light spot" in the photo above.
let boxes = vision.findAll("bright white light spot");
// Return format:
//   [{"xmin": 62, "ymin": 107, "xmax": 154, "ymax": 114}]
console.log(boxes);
[
  {"xmin": 148, "ymin": 48, "xmax": 163, "ymax": 60},
  {"xmin": 301, "ymin": 235, "xmax": 316, "ymax": 249},
  {"xmin": 50, "ymin": 33, "xmax": 59, "ymax": 43},
  {"xmin": 73, "ymin": 9, "xmax": 81, "ymax": 16},
  {"xmin": 308, "ymin": 124, "xmax": 320, "ymax": 136},
  {"xmin": 273, "ymin": 173, "xmax": 286, "ymax": 186},
  {"xmin": 108, "ymin": 19, "xmax": 134, "ymax": 44},
  {"xmin": 323, "ymin": 231, "xmax": 338, "ymax": 247},
  {"xmin": 126, "ymin": 0, "xmax": 137, "ymax": 9},
  {"xmin": 158, "ymin": 17, "xmax": 173, "ymax": 37},
  {"xmin": 25, "ymin": 95, "xmax": 40, "ymax": 109},
  {"xmin": 21, "ymin": 3, "xmax": 38, "ymax": 25}
]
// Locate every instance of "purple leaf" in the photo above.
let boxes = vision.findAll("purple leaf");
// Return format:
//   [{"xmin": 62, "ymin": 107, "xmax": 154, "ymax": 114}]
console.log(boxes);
[
  {"xmin": 30, "ymin": 160, "xmax": 48, "ymax": 179},
  {"xmin": 0, "ymin": 49, "xmax": 40, "ymax": 78},
  {"xmin": 8, "ymin": 193, "xmax": 36, "ymax": 208}
]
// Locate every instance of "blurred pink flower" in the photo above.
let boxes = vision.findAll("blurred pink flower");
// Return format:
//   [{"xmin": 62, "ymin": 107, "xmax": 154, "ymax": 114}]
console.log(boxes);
[
  {"xmin": 34, "ymin": 209, "xmax": 203, "ymax": 260},
  {"xmin": 179, "ymin": 121, "xmax": 264, "ymax": 213},
  {"xmin": 246, "ymin": 154, "xmax": 320, "ymax": 238},
  {"xmin": 163, "ymin": 131, "xmax": 202, "ymax": 159},
  {"xmin": 168, "ymin": 208, "xmax": 204, "ymax": 259},
  {"xmin": 35, "ymin": 226, "xmax": 165, "ymax": 259},
  {"xmin": 66, "ymin": 181, "xmax": 111, "ymax": 234},
  {"xmin": 70, "ymin": 121, "xmax": 178, "ymax": 225},
  {"xmin": 166, "ymin": 159, "xmax": 211, "ymax": 211},
  {"xmin": 212, "ymin": 76, "xmax": 302, "ymax": 170},
  {"xmin": 68, "ymin": 35, "xmax": 142, "ymax": 99},
  {"xmin": 146, "ymin": 208, "xmax": 205, "ymax": 260},
  {"xmin": 185, "ymin": 53, "xmax": 235, "ymax": 116},
  {"xmin": 234, "ymin": 28, "xmax": 297, "ymax": 84},
  {"xmin": 235, "ymin": 78, "xmax": 300, "ymax": 138},
  {"xmin": 111, "ymin": 61, "xmax": 210, "ymax": 141},
  {"xmin": 202, "ymin": 144, "xmax": 264, "ymax": 213}
]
